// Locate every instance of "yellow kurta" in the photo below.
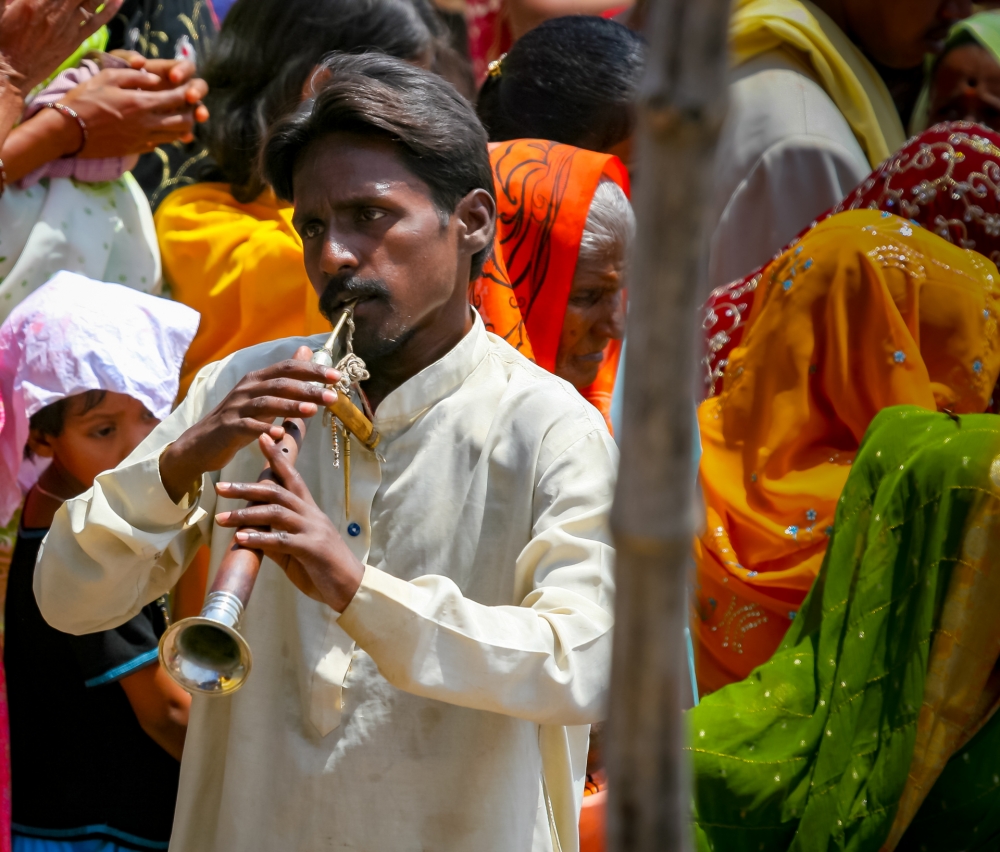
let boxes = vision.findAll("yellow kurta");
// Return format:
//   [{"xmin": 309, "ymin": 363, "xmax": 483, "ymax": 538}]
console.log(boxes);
[{"xmin": 155, "ymin": 183, "xmax": 330, "ymax": 395}]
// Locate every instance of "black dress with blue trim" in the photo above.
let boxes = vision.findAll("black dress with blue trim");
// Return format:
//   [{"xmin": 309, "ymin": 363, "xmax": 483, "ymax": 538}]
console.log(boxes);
[{"xmin": 4, "ymin": 525, "xmax": 180, "ymax": 851}]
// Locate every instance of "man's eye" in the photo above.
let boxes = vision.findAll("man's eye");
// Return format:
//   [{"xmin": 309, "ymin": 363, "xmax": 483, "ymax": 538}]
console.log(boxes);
[
  {"xmin": 92, "ymin": 426, "xmax": 115, "ymax": 438},
  {"xmin": 359, "ymin": 208, "xmax": 386, "ymax": 222},
  {"xmin": 302, "ymin": 222, "xmax": 324, "ymax": 239}
]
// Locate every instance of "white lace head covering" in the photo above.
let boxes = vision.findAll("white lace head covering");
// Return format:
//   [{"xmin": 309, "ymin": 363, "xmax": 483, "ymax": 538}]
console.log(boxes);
[{"xmin": 0, "ymin": 271, "xmax": 200, "ymax": 524}]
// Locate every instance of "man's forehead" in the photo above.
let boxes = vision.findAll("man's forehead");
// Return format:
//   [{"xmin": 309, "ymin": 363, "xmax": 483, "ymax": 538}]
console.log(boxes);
[{"xmin": 292, "ymin": 132, "xmax": 426, "ymax": 202}]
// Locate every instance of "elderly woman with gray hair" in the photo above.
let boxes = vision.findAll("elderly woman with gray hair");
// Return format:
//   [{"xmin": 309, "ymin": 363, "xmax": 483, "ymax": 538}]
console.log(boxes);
[{"xmin": 481, "ymin": 138, "xmax": 633, "ymax": 432}]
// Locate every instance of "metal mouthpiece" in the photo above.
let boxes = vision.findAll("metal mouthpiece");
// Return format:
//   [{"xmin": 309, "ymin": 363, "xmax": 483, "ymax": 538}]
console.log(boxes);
[
  {"xmin": 158, "ymin": 590, "xmax": 253, "ymax": 696},
  {"xmin": 313, "ymin": 301, "xmax": 358, "ymax": 367}
]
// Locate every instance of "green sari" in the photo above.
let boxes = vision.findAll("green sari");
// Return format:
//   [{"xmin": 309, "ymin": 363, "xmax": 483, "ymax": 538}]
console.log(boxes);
[{"xmin": 690, "ymin": 405, "xmax": 1000, "ymax": 851}]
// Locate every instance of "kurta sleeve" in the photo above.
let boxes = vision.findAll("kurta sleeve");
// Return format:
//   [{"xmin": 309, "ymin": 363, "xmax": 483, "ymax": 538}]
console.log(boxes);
[
  {"xmin": 34, "ymin": 366, "xmax": 219, "ymax": 636},
  {"xmin": 337, "ymin": 427, "xmax": 617, "ymax": 726}
]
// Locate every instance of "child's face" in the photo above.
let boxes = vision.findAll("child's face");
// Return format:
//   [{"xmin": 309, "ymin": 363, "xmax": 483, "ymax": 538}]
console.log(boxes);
[
  {"xmin": 928, "ymin": 43, "xmax": 1000, "ymax": 130},
  {"xmin": 30, "ymin": 391, "xmax": 160, "ymax": 490}
]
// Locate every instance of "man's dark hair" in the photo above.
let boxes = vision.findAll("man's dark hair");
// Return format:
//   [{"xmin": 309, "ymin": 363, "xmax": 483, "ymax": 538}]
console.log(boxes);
[
  {"xmin": 199, "ymin": 0, "xmax": 442, "ymax": 203},
  {"xmin": 262, "ymin": 52, "xmax": 495, "ymax": 281},
  {"xmin": 476, "ymin": 16, "xmax": 645, "ymax": 153}
]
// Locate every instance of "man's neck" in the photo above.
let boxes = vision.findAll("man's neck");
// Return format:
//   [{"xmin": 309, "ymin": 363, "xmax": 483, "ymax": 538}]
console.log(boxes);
[
  {"xmin": 807, "ymin": 0, "xmax": 914, "ymax": 124},
  {"xmin": 360, "ymin": 304, "xmax": 475, "ymax": 412},
  {"xmin": 808, "ymin": 0, "xmax": 847, "ymax": 33},
  {"xmin": 865, "ymin": 58, "xmax": 924, "ymax": 128}
]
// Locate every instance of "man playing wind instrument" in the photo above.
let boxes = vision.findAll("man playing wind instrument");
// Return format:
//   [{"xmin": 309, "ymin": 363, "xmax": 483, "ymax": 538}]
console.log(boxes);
[{"xmin": 35, "ymin": 53, "xmax": 616, "ymax": 852}]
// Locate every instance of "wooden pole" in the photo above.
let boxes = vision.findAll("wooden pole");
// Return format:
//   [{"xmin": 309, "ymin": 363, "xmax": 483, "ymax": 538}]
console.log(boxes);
[{"xmin": 606, "ymin": 0, "xmax": 731, "ymax": 849}]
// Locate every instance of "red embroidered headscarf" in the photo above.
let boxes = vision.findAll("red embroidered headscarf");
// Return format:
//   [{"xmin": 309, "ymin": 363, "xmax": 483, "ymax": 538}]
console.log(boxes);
[
  {"xmin": 477, "ymin": 139, "xmax": 630, "ymax": 429},
  {"xmin": 703, "ymin": 122, "xmax": 1000, "ymax": 397}
]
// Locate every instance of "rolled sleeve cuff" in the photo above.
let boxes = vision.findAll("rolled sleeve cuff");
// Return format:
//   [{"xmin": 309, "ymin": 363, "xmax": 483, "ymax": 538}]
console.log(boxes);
[
  {"xmin": 91, "ymin": 445, "xmax": 207, "ymax": 536},
  {"xmin": 337, "ymin": 564, "xmax": 416, "ymax": 645}
]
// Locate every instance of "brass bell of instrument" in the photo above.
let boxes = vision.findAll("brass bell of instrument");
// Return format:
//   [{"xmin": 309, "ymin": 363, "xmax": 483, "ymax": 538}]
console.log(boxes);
[
  {"xmin": 159, "ymin": 303, "xmax": 375, "ymax": 697},
  {"xmin": 158, "ymin": 590, "xmax": 252, "ymax": 695}
]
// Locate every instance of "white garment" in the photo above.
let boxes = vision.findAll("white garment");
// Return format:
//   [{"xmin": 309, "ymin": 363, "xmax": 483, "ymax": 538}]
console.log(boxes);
[
  {"xmin": 0, "ymin": 173, "xmax": 160, "ymax": 321},
  {"xmin": 707, "ymin": 48, "xmax": 872, "ymax": 289},
  {"xmin": 0, "ymin": 271, "xmax": 199, "ymax": 524},
  {"xmin": 36, "ymin": 313, "xmax": 617, "ymax": 852}
]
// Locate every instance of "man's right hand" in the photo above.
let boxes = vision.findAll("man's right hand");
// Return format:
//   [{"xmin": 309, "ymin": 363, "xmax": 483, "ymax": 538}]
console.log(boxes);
[{"xmin": 160, "ymin": 347, "xmax": 339, "ymax": 505}]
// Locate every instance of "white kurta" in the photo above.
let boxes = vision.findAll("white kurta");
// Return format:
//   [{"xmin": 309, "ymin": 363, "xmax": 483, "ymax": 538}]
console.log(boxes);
[
  {"xmin": 707, "ymin": 48, "xmax": 872, "ymax": 290},
  {"xmin": 35, "ymin": 313, "xmax": 617, "ymax": 852}
]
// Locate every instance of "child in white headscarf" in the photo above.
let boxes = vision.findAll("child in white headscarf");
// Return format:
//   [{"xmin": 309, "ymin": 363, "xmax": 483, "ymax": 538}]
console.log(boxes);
[{"xmin": 0, "ymin": 271, "xmax": 200, "ymax": 852}]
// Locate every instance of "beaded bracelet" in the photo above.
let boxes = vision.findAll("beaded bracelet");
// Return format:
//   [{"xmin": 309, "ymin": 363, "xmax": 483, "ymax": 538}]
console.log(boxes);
[
  {"xmin": 42, "ymin": 101, "xmax": 88, "ymax": 157},
  {"xmin": 0, "ymin": 157, "xmax": 6, "ymax": 199}
]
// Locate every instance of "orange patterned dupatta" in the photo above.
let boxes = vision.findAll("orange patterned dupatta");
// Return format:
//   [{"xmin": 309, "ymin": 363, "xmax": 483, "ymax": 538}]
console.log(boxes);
[
  {"xmin": 477, "ymin": 139, "xmax": 629, "ymax": 430},
  {"xmin": 470, "ymin": 234, "xmax": 534, "ymax": 359}
]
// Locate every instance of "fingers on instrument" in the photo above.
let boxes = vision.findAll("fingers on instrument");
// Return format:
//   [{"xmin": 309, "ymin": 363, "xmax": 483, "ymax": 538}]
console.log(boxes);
[{"xmin": 159, "ymin": 302, "xmax": 378, "ymax": 695}]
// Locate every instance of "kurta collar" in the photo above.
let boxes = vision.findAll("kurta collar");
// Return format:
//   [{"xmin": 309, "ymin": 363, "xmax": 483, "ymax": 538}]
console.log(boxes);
[{"xmin": 371, "ymin": 310, "xmax": 491, "ymax": 435}]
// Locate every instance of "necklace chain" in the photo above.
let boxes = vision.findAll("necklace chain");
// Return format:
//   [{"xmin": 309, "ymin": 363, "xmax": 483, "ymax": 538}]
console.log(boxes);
[{"xmin": 32, "ymin": 480, "xmax": 71, "ymax": 503}]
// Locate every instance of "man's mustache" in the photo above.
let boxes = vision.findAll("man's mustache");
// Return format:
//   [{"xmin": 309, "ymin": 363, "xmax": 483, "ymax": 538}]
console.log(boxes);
[{"xmin": 318, "ymin": 277, "xmax": 391, "ymax": 320}]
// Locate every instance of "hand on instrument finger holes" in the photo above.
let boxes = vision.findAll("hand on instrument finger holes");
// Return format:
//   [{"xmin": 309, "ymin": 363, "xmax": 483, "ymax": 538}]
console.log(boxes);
[
  {"xmin": 159, "ymin": 346, "xmax": 339, "ymax": 504},
  {"xmin": 214, "ymin": 432, "xmax": 365, "ymax": 613}
]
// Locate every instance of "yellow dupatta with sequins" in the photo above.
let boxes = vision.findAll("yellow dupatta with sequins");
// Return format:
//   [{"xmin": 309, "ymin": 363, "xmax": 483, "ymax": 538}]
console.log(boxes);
[
  {"xmin": 693, "ymin": 209, "xmax": 1000, "ymax": 695},
  {"xmin": 730, "ymin": 0, "xmax": 906, "ymax": 167}
]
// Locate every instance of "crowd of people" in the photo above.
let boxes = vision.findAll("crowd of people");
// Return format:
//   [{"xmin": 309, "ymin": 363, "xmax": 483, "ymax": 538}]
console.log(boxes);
[{"xmin": 0, "ymin": 0, "xmax": 998, "ymax": 850}]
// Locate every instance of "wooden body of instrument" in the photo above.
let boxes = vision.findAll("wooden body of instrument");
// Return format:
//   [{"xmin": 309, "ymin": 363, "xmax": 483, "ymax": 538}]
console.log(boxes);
[{"xmin": 208, "ymin": 417, "xmax": 307, "ymax": 604}]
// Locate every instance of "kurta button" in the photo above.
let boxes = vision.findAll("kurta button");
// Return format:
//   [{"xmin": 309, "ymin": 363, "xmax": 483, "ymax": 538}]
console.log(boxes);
[{"xmin": 347, "ymin": 523, "xmax": 361, "ymax": 537}]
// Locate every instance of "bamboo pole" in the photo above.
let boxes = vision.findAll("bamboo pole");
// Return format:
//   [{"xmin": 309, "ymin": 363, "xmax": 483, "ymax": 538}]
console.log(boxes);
[{"xmin": 606, "ymin": 0, "xmax": 732, "ymax": 849}]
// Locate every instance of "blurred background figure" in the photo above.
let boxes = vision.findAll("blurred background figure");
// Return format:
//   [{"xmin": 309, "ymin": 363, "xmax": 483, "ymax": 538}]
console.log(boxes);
[
  {"xmin": 0, "ymin": 274, "xmax": 199, "ymax": 852},
  {"xmin": 462, "ymin": 0, "xmax": 635, "ymax": 81},
  {"xmin": 480, "ymin": 139, "xmax": 631, "ymax": 431},
  {"xmin": 0, "ymin": 0, "xmax": 124, "ymax": 142},
  {"xmin": 0, "ymin": 50, "xmax": 208, "ymax": 319},
  {"xmin": 696, "ymin": 123, "xmax": 1000, "ymax": 695},
  {"xmin": 0, "ymin": 3, "xmax": 206, "ymax": 846},
  {"xmin": 691, "ymin": 406, "xmax": 1000, "ymax": 852},
  {"xmin": 476, "ymin": 16, "xmax": 644, "ymax": 163},
  {"xmin": 911, "ymin": 9, "xmax": 1000, "ymax": 131},
  {"xmin": 105, "ymin": 0, "xmax": 220, "ymax": 209},
  {"xmin": 708, "ymin": 0, "xmax": 971, "ymax": 291}
]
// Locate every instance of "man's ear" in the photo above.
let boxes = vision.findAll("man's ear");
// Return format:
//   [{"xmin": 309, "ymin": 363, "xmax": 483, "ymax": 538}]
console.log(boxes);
[
  {"xmin": 454, "ymin": 188, "xmax": 496, "ymax": 259},
  {"xmin": 26, "ymin": 429, "xmax": 56, "ymax": 459}
]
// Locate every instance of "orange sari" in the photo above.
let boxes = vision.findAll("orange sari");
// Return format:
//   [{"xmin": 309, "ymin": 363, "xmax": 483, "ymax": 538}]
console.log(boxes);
[
  {"xmin": 478, "ymin": 139, "xmax": 629, "ymax": 430},
  {"xmin": 694, "ymin": 208, "xmax": 1000, "ymax": 695}
]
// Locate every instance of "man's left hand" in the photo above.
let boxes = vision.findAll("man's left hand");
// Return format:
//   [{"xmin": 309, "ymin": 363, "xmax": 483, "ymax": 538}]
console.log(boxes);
[{"xmin": 214, "ymin": 433, "xmax": 364, "ymax": 613}]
